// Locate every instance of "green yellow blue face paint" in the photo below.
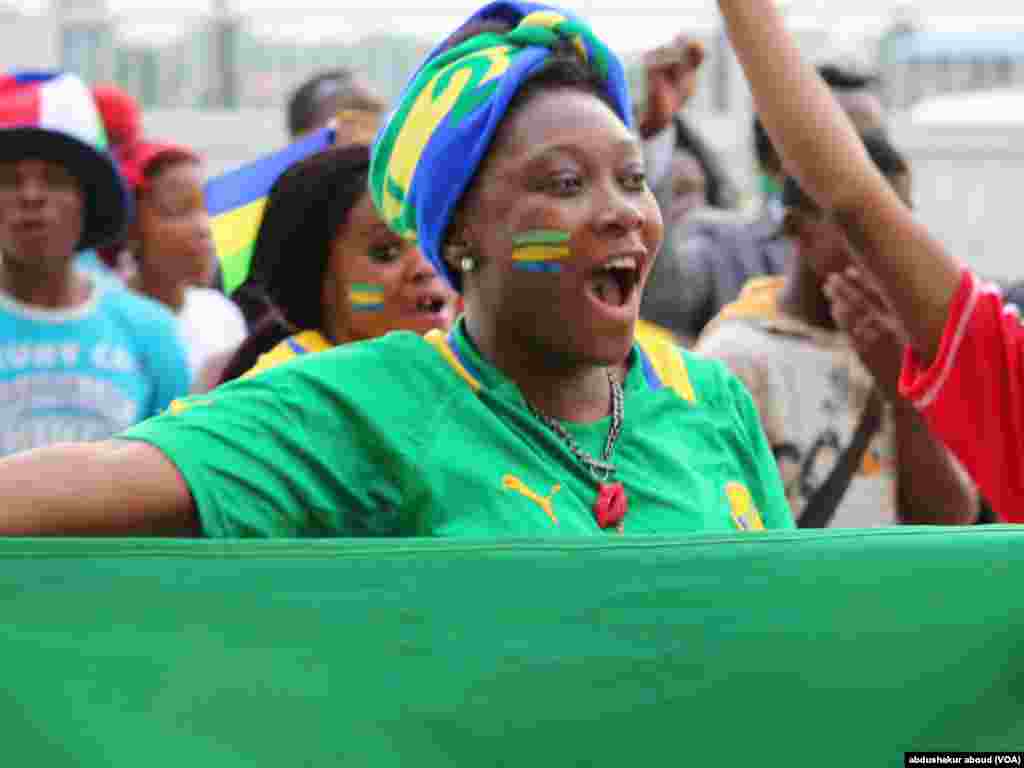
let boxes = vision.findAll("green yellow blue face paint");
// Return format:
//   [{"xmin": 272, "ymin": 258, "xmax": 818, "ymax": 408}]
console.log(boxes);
[
  {"xmin": 511, "ymin": 229, "xmax": 571, "ymax": 273},
  {"xmin": 349, "ymin": 283, "xmax": 385, "ymax": 312}
]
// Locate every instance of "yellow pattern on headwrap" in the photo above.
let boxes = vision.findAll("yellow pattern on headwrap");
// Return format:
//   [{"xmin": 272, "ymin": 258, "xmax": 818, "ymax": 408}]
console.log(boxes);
[
  {"xmin": 383, "ymin": 45, "xmax": 514, "ymax": 224},
  {"xmin": 369, "ymin": 2, "xmax": 631, "ymax": 291},
  {"xmin": 518, "ymin": 10, "xmax": 587, "ymax": 63}
]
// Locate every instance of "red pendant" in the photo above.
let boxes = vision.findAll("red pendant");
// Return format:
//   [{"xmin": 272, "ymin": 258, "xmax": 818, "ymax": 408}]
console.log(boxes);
[{"xmin": 594, "ymin": 482, "xmax": 628, "ymax": 529}]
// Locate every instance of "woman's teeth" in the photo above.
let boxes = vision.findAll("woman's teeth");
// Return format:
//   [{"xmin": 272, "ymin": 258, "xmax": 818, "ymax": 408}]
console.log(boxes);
[{"xmin": 604, "ymin": 255, "xmax": 637, "ymax": 271}]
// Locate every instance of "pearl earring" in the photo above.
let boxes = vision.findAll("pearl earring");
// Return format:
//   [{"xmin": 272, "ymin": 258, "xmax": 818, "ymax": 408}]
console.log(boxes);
[{"xmin": 447, "ymin": 240, "xmax": 476, "ymax": 272}]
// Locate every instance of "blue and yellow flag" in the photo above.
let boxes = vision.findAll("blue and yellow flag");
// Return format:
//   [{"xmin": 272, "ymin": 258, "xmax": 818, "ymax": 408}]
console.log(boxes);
[{"xmin": 205, "ymin": 126, "xmax": 334, "ymax": 295}]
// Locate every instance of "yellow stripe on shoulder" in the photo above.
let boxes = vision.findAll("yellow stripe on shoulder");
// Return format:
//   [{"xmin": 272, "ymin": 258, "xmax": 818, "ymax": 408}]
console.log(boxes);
[
  {"xmin": 242, "ymin": 330, "xmax": 332, "ymax": 379},
  {"xmin": 424, "ymin": 329, "xmax": 481, "ymax": 392},
  {"xmin": 635, "ymin": 320, "xmax": 697, "ymax": 404},
  {"xmin": 290, "ymin": 329, "xmax": 332, "ymax": 354},
  {"xmin": 243, "ymin": 344, "xmax": 294, "ymax": 379}
]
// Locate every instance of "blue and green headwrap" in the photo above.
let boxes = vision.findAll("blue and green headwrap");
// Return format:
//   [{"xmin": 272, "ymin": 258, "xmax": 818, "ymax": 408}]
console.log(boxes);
[{"xmin": 369, "ymin": 1, "xmax": 633, "ymax": 292}]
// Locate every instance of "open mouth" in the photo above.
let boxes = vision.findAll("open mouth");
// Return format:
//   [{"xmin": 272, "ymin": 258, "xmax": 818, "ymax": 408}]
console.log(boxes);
[
  {"xmin": 587, "ymin": 256, "xmax": 640, "ymax": 308},
  {"xmin": 414, "ymin": 294, "xmax": 449, "ymax": 314}
]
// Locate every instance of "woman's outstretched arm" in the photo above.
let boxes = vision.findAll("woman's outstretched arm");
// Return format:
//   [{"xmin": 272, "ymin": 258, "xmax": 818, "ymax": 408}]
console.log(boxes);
[
  {"xmin": 718, "ymin": 0, "xmax": 1024, "ymax": 521},
  {"xmin": 0, "ymin": 441, "xmax": 197, "ymax": 536},
  {"xmin": 717, "ymin": 0, "xmax": 959, "ymax": 364}
]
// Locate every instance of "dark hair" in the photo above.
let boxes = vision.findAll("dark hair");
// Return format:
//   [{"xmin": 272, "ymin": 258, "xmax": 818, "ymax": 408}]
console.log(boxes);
[
  {"xmin": 286, "ymin": 69, "xmax": 383, "ymax": 138},
  {"xmin": 816, "ymin": 63, "xmax": 879, "ymax": 93},
  {"xmin": 752, "ymin": 116, "xmax": 781, "ymax": 177},
  {"xmin": 754, "ymin": 64, "xmax": 881, "ymax": 175},
  {"xmin": 673, "ymin": 115, "xmax": 738, "ymax": 209},
  {"xmin": 217, "ymin": 306, "xmax": 297, "ymax": 385},
  {"xmin": 219, "ymin": 144, "xmax": 371, "ymax": 384},
  {"xmin": 782, "ymin": 132, "xmax": 908, "ymax": 213}
]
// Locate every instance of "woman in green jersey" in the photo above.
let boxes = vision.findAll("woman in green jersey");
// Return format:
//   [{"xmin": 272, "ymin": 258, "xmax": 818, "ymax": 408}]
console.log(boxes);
[{"xmin": 0, "ymin": 2, "xmax": 793, "ymax": 537}]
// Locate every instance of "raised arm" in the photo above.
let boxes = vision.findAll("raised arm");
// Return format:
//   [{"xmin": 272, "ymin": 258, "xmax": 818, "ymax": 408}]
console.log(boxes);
[
  {"xmin": 717, "ymin": 0, "xmax": 960, "ymax": 363},
  {"xmin": 0, "ymin": 441, "xmax": 197, "ymax": 536}
]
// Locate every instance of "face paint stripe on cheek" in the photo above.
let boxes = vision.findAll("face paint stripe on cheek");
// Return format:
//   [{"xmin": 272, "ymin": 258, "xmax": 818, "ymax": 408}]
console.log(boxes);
[
  {"xmin": 511, "ymin": 229, "xmax": 570, "ymax": 274},
  {"xmin": 349, "ymin": 282, "xmax": 385, "ymax": 312}
]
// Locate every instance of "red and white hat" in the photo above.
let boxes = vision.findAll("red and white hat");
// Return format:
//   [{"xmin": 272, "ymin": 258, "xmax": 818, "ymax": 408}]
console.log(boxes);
[
  {"xmin": 116, "ymin": 139, "xmax": 200, "ymax": 195},
  {"xmin": 0, "ymin": 71, "xmax": 130, "ymax": 250},
  {"xmin": 91, "ymin": 83, "xmax": 142, "ymax": 149}
]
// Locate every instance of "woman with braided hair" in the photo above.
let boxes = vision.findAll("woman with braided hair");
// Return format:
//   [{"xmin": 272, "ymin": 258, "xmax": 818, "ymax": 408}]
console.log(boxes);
[{"xmin": 0, "ymin": 2, "xmax": 792, "ymax": 537}]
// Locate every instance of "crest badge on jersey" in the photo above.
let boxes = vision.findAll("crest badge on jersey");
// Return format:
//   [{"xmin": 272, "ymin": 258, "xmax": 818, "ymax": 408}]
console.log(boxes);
[{"xmin": 726, "ymin": 481, "xmax": 765, "ymax": 531}]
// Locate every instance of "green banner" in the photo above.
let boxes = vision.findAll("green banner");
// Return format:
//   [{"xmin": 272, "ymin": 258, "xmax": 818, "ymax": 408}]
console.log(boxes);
[{"xmin": 2, "ymin": 527, "xmax": 1022, "ymax": 765}]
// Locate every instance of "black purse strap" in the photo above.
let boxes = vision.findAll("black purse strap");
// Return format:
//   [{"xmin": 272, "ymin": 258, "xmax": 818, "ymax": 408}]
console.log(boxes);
[{"xmin": 798, "ymin": 389, "xmax": 884, "ymax": 529}]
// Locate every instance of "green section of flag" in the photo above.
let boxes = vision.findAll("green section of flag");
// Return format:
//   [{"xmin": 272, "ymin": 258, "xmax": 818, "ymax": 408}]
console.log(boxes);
[
  {"xmin": 220, "ymin": 245, "xmax": 253, "ymax": 295},
  {"xmin": 2, "ymin": 528, "xmax": 1023, "ymax": 765}
]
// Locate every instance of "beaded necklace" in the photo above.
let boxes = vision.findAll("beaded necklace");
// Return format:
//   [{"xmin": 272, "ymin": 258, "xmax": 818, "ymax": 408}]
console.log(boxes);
[{"xmin": 525, "ymin": 370, "xmax": 628, "ymax": 530}]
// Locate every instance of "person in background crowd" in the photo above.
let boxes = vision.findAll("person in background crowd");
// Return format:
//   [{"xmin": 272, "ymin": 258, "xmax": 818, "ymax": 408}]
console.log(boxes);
[
  {"xmin": 663, "ymin": 148, "xmax": 708, "ymax": 233},
  {"xmin": 0, "ymin": 2, "xmax": 792, "ymax": 537},
  {"xmin": 636, "ymin": 34, "xmax": 738, "ymax": 212},
  {"xmin": 750, "ymin": 67, "xmax": 883, "ymax": 226},
  {"xmin": 698, "ymin": 133, "xmax": 977, "ymax": 528},
  {"xmin": 816, "ymin": 64, "xmax": 886, "ymax": 138},
  {"xmin": 190, "ymin": 107, "xmax": 400, "ymax": 391},
  {"xmin": 0, "ymin": 71, "xmax": 190, "ymax": 457},
  {"xmin": 635, "ymin": 33, "xmax": 739, "ymax": 345},
  {"xmin": 717, "ymin": 0, "xmax": 1024, "ymax": 523},
  {"xmin": 1003, "ymin": 281, "xmax": 1024, "ymax": 310},
  {"xmin": 750, "ymin": 118, "xmax": 785, "ymax": 224},
  {"xmin": 643, "ymin": 60, "xmax": 888, "ymax": 346},
  {"xmin": 217, "ymin": 143, "xmax": 455, "ymax": 385},
  {"xmin": 635, "ymin": 144, "xmax": 712, "ymax": 347},
  {"xmin": 118, "ymin": 140, "xmax": 246, "ymax": 384},
  {"xmin": 286, "ymin": 68, "xmax": 386, "ymax": 139}
]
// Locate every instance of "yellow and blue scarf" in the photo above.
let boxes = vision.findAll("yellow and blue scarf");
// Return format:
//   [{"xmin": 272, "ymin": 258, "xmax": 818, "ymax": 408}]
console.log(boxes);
[{"xmin": 369, "ymin": 1, "xmax": 632, "ymax": 292}]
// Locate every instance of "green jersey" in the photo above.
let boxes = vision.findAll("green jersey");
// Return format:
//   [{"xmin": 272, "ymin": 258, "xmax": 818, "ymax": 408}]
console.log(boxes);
[{"xmin": 120, "ymin": 321, "xmax": 793, "ymax": 537}]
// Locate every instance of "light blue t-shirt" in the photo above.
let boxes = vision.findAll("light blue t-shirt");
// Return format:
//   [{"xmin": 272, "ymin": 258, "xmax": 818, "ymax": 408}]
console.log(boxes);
[
  {"xmin": 0, "ymin": 275, "xmax": 190, "ymax": 456},
  {"xmin": 74, "ymin": 249, "xmax": 111, "ymax": 276},
  {"xmin": 74, "ymin": 249, "xmax": 127, "ymax": 288}
]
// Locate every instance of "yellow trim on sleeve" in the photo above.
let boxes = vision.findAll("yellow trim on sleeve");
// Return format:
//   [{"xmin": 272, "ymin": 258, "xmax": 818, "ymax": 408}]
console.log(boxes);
[
  {"xmin": 635, "ymin": 321, "xmax": 697, "ymax": 404},
  {"xmin": 424, "ymin": 329, "xmax": 481, "ymax": 392},
  {"xmin": 242, "ymin": 330, "xmax": 333, "ymax": 379}
]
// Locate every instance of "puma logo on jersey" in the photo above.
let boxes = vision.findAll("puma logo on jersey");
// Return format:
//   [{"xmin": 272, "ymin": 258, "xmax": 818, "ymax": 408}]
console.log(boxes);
[{"xmin": 503, "ymin": 475, "xmax": 561, "ymax": 525}]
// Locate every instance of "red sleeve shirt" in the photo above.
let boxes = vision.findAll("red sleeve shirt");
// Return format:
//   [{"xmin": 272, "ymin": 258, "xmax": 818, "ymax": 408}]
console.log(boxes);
[{"xmin": 900, "ymin": 269, "xmax": 1024, "ymax": 522}]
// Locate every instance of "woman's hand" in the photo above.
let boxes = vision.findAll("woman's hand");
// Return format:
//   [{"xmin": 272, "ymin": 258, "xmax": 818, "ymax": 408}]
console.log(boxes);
[{"xmin": 825, "ymin": 266, "xmax": 908, "ymax": 402}]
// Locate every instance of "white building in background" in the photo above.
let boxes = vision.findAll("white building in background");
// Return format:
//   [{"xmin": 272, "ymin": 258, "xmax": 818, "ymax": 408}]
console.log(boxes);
[
  {"xmin": 53, "ymin": 0, "xmax": 114, "ymax": 83},
  {"xmin": 881, "ymin": 28, "xmax": 1024, "ymax": 110},
  {"xmin": 911, "ymin": 87, "xmax": 1024, "ymax": 127},
  {"xmin": 0, "ymin": 3, "xmax": 59, "ymax": 72}
]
